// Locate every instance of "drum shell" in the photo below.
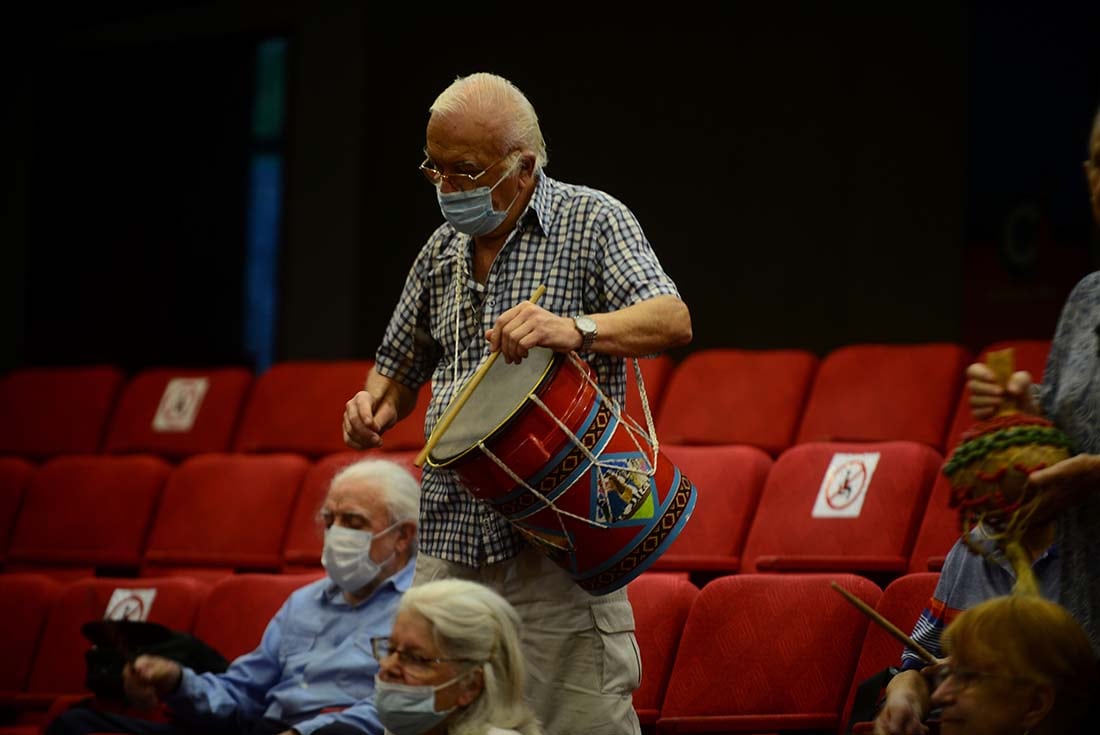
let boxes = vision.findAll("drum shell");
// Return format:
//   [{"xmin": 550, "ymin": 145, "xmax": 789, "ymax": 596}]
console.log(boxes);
[{"xmin": 433, "ymin": 353, "xmax": 696, "ymax": 594}]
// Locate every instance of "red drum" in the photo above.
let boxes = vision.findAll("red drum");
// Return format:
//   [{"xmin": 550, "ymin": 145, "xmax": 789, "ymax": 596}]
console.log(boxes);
[{"xmin": 428, "ymin": 347, "xmax": 696, "ymax": 595}]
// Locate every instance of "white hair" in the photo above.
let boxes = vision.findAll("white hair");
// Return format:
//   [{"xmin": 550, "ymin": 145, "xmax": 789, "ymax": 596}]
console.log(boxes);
[
  {"xmin": 399, "ymin": 579, "xmax": 541, "ymax": 735},
  {"xmin": 430, "ymin": 72, "xmax": 549, "ymax": 172},
  {"xmin": 328, "ymin": 457, "xmax": 420, "ymax": 529}
]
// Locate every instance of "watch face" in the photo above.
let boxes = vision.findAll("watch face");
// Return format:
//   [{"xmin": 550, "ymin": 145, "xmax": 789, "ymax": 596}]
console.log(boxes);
[{"xmin": 576, "ymin": 315, "xmax": 597, "ymax": 334}]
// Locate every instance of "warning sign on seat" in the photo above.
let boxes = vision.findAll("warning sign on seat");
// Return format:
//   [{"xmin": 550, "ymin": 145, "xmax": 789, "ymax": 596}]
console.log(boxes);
[
  {"xmin": 152, "ymin": 377, "xmax": 209, "ymax": 432},
  {"xmin": 104, "ymin": 588, "xmax": 158, "ymax": 621},
  {"xmin": 811, "ymin": 452, "xmax": 880, "ymax": 518}
]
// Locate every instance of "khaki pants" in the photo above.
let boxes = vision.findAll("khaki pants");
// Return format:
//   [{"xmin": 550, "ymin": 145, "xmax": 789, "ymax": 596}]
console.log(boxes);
[{"xmin": 413, "ymin": 547, "xmax": 642, "ymax": 735}]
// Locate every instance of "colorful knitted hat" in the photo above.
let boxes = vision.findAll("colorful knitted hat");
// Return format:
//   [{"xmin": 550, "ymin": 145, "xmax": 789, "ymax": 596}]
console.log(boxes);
[{"xmin": 941, "ymin": 349, "xmax": 1074, "ymax": 596}]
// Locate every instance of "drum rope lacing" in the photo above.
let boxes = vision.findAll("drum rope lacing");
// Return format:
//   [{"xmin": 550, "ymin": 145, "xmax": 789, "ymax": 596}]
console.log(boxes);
[{"xmin": 470, "ymin": 353, "xmax": 664, "ymax": 549}]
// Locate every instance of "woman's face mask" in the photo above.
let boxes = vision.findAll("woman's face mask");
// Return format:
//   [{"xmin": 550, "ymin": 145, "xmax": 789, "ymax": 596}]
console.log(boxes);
[{"xmin": 373, "ymin": 671, "xmax": 474, "ymax": 735}]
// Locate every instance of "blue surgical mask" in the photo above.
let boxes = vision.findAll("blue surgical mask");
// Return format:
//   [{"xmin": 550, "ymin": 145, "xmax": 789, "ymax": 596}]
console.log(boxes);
[
  {"xmin": 374, "ymin": 672, "xmax": 469, "ymax": 735},
  {"xmin": 321, "ymin": 523, "xmax": 396, "ymax": 594},
  {"xmin": 436, "ymin": 167, "xmax": 521, "ymax": 237}
]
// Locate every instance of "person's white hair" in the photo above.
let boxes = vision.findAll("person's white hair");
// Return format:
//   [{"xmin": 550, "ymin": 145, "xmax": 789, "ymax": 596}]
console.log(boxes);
[
  {"xmin": 327, "ymin": 458, "xmax": 420, "ymax": 548},
  {"xmin": 430, "ymin": 72, "xmax": 549, "ymax": 172},
  {"xmin": 399, "ymin": 579, "xmax": 541, "ymax": 735}
]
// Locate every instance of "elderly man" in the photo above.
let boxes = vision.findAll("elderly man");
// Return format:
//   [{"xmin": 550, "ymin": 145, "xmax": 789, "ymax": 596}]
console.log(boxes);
[
  {"xmin": 47, "ymin": 458, "xmax": 419, "ymax": 735},
  {"xmin": 343, "ymin": 72, "xmax": 691, "ymax": 735}
]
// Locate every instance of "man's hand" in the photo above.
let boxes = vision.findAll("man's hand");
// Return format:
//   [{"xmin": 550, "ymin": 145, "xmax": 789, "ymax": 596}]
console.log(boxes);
[
  {"xmin": 485, "ymin": 301, "xmax": 579, "ymax": 364},
  {"xmin": 344, "ymin": 390, "xmax": 401, "ymax": 450},
  {"xmin": 124, "ymin": 655, "xmax": 182, "ymax": 708},
  {"xmin": 966, "ymin": 363, "xmax": 1039, "ymax": 419}
]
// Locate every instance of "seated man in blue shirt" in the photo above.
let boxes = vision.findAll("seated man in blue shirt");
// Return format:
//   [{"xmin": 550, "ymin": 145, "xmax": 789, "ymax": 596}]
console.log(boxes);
[{"xmin": 48, "ymin": 457, "xmax": 420, "ymax": 735}]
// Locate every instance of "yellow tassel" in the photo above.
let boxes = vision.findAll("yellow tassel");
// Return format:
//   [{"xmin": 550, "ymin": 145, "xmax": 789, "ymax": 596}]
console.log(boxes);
[{"xmin": 1004, "ymin": 540, "xmax": 1040, "ymax": 597}]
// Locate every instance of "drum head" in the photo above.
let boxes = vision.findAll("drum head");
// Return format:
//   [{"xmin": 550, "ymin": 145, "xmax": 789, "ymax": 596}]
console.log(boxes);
[{"xmin": 429, "ymin": 347, "xmax": 557, "ymax": 464}]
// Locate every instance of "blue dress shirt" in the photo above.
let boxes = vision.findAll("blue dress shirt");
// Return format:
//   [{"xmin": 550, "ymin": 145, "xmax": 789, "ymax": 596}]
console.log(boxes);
[{"xmin": 166, "ymin": 559, "xmax": 414, "ymax": 734}]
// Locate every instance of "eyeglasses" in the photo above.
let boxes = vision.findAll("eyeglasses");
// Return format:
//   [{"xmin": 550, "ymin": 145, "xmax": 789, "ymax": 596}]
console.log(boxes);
[
  {"xmin": 370, "ymin": 636, "xmax": 478, "ymax": 674},
  {"xmin": 933, "ymin": 665, "xmax": 1028, "ymax": 692},
  {"xmin": 419, "ymin": 152, "xmax": 516, "ymax": 192}
]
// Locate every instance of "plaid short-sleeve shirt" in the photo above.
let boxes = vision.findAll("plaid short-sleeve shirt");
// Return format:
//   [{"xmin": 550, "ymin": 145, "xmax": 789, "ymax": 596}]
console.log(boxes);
[{"xmin": 374, "ymin": 173, "xmax": 681, "ymax": 567}]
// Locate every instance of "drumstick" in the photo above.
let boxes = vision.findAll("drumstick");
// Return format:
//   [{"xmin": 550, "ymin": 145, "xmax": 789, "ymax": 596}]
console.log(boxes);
[
  {"xmin": 414, "ymin": 284, "xmax": 548, "ymax": 467},
  {"xmin": 830, "ymin": 581, "xmax": 939, "ymax": 665}
]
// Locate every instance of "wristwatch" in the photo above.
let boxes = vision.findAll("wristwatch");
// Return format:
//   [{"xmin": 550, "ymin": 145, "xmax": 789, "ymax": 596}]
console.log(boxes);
[{"xmin": 573, "ymin": 315, "xmax": 598, "ymax": 351}]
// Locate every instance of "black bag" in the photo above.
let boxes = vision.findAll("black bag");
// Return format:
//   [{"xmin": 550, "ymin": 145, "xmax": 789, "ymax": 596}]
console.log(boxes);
[
  {"xmin": 81, "ymin": 620, "xmax": 229, "ymax": 701},
  {"xmin": 844, "ymin": 665, "xmax": 898, "ymax": 734}
]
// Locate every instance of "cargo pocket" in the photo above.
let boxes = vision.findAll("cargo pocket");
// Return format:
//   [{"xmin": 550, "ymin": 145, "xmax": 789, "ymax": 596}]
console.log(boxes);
[{"xmin": 591, "ymin": 599, "xmax": 642, "ymax": 695}]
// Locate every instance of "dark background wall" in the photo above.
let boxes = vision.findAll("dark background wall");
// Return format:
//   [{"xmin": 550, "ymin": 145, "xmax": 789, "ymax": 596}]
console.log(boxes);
[{"xmin": 3, "ymin": 2, "xmax": 1098, "ymax": 373}]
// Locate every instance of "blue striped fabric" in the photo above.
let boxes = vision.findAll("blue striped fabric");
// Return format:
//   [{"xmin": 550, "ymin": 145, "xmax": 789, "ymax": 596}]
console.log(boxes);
[{"xmin": 901, "ymin": 529, "xmax": 1062, "ymax": 671}]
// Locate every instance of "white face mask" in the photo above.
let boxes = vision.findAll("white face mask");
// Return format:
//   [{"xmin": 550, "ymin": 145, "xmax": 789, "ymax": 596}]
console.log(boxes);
[
  {"xmin": 321, "ymin": 523, "xmax": 397, "ymax": 593},
  {"xmin": 373, "ymin": 672, "xmax": 470, "ymax": 735}
]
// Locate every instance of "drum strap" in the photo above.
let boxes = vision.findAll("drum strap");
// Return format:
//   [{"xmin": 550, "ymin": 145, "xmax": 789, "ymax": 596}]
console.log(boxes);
[{"xmin": 629, "ymin": 357, "xmax": 660, "ymax": 452}]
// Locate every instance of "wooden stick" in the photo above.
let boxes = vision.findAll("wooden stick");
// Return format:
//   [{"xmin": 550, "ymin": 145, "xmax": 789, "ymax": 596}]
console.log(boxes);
[
  {"xmin": 830, "ymin": 581, "xmax": 938, "ymax": 665},
  {"xmin": 414, "ymin": 284, "xmax": 547, "ymax": 467}
]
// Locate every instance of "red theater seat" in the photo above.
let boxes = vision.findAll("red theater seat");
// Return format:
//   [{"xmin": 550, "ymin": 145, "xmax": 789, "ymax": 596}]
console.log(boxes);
[
  {"xmin": 796, "ymin": 343, "xmax": 971, "ymax": 451},
  {"xmin": 0, "ymin": 574, "xmax": 62, "ymax": 698},
  {"xmin": 4, "ymin": 576, "xmax": 207, "ymax": 723},
  {"xmin": 840, "ymin": 573, "xmax": 940, "ymax": 735},
  {"xmin": 649, "ymin": 444, "xmax": 771, "ymax": 574},
  {"xmin": 624, "ymin": 355, "xmax": 676, "ymax": 429},
  {"xmin": 0, "ymin": 366, "xmax": 124, "ymax": 458},
  {"xmin": 657, "ymin": 573, "xmax": 879, "ymax": 733},
  {"xmin": 0, "ymin": 458, "xmax": 34, "ymax": 566},
  {"xmin": 627, "ymin": 573, "xmax": 698, "ymax": 727},
  {"xmin": 104, "ymin": 367, "xmax": 253, "ymax": 459},
  {"xmin": 907, "ymin": 472, "xmax": 958, "ymax": 574},
  {"xmin": 740, "ymin": 441, "xmax": 942, "ymax": 575},
  {"xmin": 656, "ymin": 349, "xmax": 818, "ymax": 456},
  {"xmin": 233, "ymin": 361, "xmax": 374, "ymax": 457},
  {"xmin": 193, "ymin": 573, "xmax": 324, "ymax": 662},
  {"xmin": 283, "ymin": 451, "xmax": 421, "ymax": 571},
  {"xmin": 142, "ymin": 454, "xmax": 308, "ymax": 578},
  {"xmin": 6, "ymin": 456, "xmax": 171, "ymax": 579}
]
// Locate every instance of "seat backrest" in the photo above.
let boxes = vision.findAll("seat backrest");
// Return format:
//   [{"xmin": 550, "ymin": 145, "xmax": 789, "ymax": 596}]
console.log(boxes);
[
  {"xmin": 0, "ymin": 457, "xmax": 35, "ymax": 564},
  {"xmin": 624, "ymin": 355, "xmax": 676, "ymax": 429},
  {"xmin": 660, "ymin": 573, "xmax": 879, "ymax": 732},
  {"xmin": 0, "ymin": 366, "xmax": 124, "ymax": 458},
  {"xmin": 627, "ymin": 573, "xmax": 698, "ymax": 724},
  {"xmin": 0, "ymin": 573, "xmax": 63, "ymax": 694},
  {"xmin": 232, "ymin": 361, "xmax": 374, "ymax": 456},
  {"xmin": 656, "ymin": 349, "xmax": 818, "ymax": 456},
  {"xmin": 907, "ymin": 472, "xmax": 958, "ymax": 573},
  {"xmin": 104, "ymin": 367, "xmax": 253, "ymax": 459},
  {"xmin": 796, "ymin": 343, "xmax": 971, "ymax": 451},
  {"xmin": 27, "ymin": 576, "xmax": 209, "ymax": 695},
  {"xmin": 649, "ymin": 444, "xmax": 772, "ymax": 573},
  {"xmin": 839, "ymin": 572, "xmax": 940, "ymax": 734},
  {"xmin": 6, "ymin": 455, "xmax": 171, "ymax": 577},
  {"xmin": 740, "ymin": 441, "xmax": 942, "ymax": 575},
  {"xmin": 193, "ymin": 572, "xmax": 324, "ymax": 662},
  {"xmin": 283, "ymin": 451, "xmax": 421, "ymax": 570},
  {"xmin": 142, "ymin": 453, "xmax": 308, "ymax": 576}
]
